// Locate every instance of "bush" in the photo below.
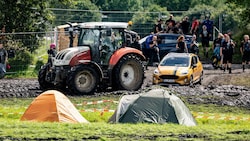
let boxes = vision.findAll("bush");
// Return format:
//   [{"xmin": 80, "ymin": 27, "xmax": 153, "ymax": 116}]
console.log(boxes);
[{"xmin": 8, "ymin": 50, "xmax": 33, "ymax": 72}]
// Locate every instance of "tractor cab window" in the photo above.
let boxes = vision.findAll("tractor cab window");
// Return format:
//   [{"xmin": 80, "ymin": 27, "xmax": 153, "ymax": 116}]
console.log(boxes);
[
  {"xmin": 111, "ymin": 29, "xmax": 123, "ymax": 49},
  {"xmin": 78, "ymin": 29, "xmax": 100, "ymax": 48},
  {"xmin": 78, "ymin": 29, "xmax": 100, "ymax": 63}
]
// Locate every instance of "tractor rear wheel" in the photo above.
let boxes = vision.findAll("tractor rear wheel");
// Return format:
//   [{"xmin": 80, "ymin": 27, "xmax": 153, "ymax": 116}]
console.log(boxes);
[
  {"xmin": 67, "ymin": 65, "xmax": 99, "ymax": 95},
  {"xmin": 114, "ymin": 54, "xmax": 144, "ymax": 91},
  {"xmin": 38, "ymin": 64, "xmax": 54, "ymax": 90}
]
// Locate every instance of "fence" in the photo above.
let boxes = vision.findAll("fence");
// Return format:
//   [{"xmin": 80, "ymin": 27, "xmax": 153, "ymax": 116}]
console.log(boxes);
[
  {"xmin": 49, "ymin": 8, "xmax": 167, "ymax": 37},
  {"xmin": 1, "ymin": 32, "xmax": 54, "ymax": 75}
]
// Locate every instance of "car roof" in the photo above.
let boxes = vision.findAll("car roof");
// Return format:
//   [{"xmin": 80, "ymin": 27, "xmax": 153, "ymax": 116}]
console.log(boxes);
[
  {"xmin": 78, "ymin": 22, "xmax": 128, "ymax": 29},
  {"xmin": 165, "ymin": 53, "xmax": 194, "ymax": 58}
]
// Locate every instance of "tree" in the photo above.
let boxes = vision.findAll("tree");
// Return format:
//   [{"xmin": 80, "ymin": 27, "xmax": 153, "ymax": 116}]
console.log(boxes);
[
  {"xmin": 156, "ymin": 0, "xmax": 191, "ymax": 11},
  {"xmin": 0, "ymin": 1, "xmax": 53, "ymax": 33},
  {"xmin": 0, "ymin": 0, "xmax": 55, "ymax": 52},
  {"xmin": 50, "ymin": 0, "xmax": 101, "ymax": 25},
  {"xmin": 226, "ymin": 0, "xmax": 250, "ymax": 29},
  {"xmin": 131, "ymin": 4, "xmax": 170, "ymax": 37}
]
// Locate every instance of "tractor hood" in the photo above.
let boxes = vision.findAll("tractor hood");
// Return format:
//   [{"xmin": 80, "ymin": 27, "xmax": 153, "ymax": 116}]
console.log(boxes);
[{"xmin": 53, "ymin": 46, "xmax": 90, "ymax": 66}]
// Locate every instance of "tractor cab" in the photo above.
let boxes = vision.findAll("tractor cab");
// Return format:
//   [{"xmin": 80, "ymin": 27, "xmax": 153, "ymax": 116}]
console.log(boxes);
[{"xmin": 77, "ymin": 22, "xmax": 136, "ymax": 65}]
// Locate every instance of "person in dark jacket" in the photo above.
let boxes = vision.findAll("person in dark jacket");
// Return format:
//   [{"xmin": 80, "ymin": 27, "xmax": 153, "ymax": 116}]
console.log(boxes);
[
  {"xmin": 200, "ymin": 25, "xmax": 211, "ymax": 58},
  {"xmin": 240, "ymin": 35, "xmax": 250, "ymax": 72},
  {"xmin": 181, "ymin": 16, "xmax": 190, "ymax": 35},
  {"xmin": 176, "ymin": 35, "xmax": 188, "ymax": 53},
  {"xmin": 220, "ymin": 34, "xmax": 235, "ymax": 73},
  {"xmin": 47, "ymin": 43, "xmax": 57, "ymax": 66}
]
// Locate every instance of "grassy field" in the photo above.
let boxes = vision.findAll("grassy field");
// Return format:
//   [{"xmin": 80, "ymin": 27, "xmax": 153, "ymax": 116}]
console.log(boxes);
[{"xmin": 0, "ymin": 96, "xmax": 249, "ymax": 140}]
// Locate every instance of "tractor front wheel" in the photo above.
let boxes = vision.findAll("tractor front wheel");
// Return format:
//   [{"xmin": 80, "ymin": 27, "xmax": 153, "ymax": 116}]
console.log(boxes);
[
  {"xmin": 38, "ymin": 64, "xmax": 54, "ymax": 90},
  {"xmin": 114, "ymin": 54, "xmax": 144, "ymax": 91},
  {"xmin": 67, "ymin": 65, "xmax": 99, "ymax": 95}
]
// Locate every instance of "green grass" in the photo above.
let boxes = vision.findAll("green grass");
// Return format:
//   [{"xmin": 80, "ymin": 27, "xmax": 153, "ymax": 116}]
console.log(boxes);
[{"xmin": 0, "ymin": 97, "xmax": 249, "ymax": 140}]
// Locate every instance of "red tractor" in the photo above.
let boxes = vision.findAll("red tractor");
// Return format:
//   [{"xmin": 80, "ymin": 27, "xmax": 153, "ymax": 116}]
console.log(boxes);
[{"xmin": 38, "ymin": 22, "xmax": 145, "ymax": 95}]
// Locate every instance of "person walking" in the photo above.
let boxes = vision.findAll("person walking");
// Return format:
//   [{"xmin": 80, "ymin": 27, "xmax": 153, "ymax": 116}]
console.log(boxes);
[
  {"xmin": 165, "ymin": 14, "xmax": 176, "ymax": 27},
  {"xmin": 153, "ymin": 19, "xmax": 163, "ymax": 34},
  {"xmin": 0, "ymin": 40, "xmax": 8, "ymax": 78},
  {"xmin": 240, "ymin": 35, "xmax": 250, "ymax": 72},
  {"xmin": 220, "ymin": 34, "xmax": 235, "ymax": 74},
  {"xmin": 212, "ymin": 33, "xmax": 224, "ymax": 68},
  {"xmin": 146, "ymin": 35, "xmax": 160, "ymax": 67},
  {"xmin": 200, "ymin": 25, "xmax": 211, "ymax": 58},
  {"xmin": 176, "ymin": 35, "xmax": 188, "ymax": 53},
  {"xmin": 190, "ymin": 17, "xmax": 199, "ymax": 36},
  {"xmin": 202, "ymin": 16, "xmax": 213, "ymax": 35}
]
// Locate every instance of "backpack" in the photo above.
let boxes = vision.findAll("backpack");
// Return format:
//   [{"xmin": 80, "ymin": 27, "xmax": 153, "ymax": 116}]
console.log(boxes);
[{"xmin": 244, "ymin": 41, "xmax": 250, "ymax": 52}]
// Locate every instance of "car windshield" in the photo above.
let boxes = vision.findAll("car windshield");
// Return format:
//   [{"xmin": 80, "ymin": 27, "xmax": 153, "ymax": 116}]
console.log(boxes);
[{"xmin": 160, "ymin": 56, "xmax": 190, "ymax": 67}]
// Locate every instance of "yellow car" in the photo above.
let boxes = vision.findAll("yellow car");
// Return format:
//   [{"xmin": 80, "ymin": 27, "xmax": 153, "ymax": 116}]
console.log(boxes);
[{"xmin": 153, "ymin": 53, "xmax": 203, "ymax": 86}]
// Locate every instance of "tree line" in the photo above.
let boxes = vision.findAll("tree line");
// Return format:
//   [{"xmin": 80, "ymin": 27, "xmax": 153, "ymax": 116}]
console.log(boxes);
[{"xmin": 0, "ymin": 0, "xmax": 250, "ymax": 51}]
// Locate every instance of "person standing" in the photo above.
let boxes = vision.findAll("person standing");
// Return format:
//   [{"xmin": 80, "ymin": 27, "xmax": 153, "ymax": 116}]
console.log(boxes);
[
  {"xmin": 148, "ymin": 35, "xmax": 160, "ymax": 66},
  {"xmin": 176, "ymin": 35, "xmax": 188, "ymax": 53},
  {"xmin": 153, "ymin": 19, "xmax": 163, "ymax": 34},
  {"xmin": 0, "ymin": 40, "xmax": 8, "ymax": 78},
  {"xmin": 240, "ymin": 35, "xmax": 250, "ymax": 72},
  {"xmin": 200, "ymin": 25, "xmax": 211, "ymax": 58},
  {"xmin": 202, "ymin": 16, "xmax": 213, "ymax": 35},
  {"xmin": 212, "ymin": 33, "xmax": 224, "ymax": 68},
  {"xmin": 190, "ymin": 17, "xmax": 199, "ymax": 36},
  {"xmin": 165, "ymin": 14, "xmax": 176, "ymax": 27},
  {"xmin": 190, "ymin": 35, "xmax": 199, "ymax": 55},
  {"xmin": 181, "ymin": 16, "xmax": 190, "ymax": 35},
  {"xmin": 220, "ymin": 34, "xmax": 235, "ymax": 74}
]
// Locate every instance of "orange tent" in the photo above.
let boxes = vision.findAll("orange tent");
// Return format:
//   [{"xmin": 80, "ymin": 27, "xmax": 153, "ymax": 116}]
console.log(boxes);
[{"xmin": 20, "ymin": 90, "xmax": 89, "ymax": 123}]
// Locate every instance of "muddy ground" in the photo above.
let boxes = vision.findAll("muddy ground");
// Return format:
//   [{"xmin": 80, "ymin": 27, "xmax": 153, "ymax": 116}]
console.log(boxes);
[{"xmin": 0, "ymin": 64, "xmax": 250, "ymax": 109}]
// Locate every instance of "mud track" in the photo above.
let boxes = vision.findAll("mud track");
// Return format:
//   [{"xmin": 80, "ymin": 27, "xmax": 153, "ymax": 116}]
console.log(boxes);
[{"xmin": 0, "ymin": 64, "xmax": 250, "ymax": 108}]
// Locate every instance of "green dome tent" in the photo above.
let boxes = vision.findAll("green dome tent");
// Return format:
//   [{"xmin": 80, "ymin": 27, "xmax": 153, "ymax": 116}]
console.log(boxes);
[{"xmin": 109, "ymin": 89, "xmax": 197, "ymax": 126}]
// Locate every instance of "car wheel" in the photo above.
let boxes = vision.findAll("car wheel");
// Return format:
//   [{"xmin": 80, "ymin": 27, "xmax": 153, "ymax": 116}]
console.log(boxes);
[
  {"xmin": 189, "ymin": 75, "xmax": 194, "ymax": 87},
  {"xmin": 198, "ymin": 71, "xmax": 203, "ymax": 85}
]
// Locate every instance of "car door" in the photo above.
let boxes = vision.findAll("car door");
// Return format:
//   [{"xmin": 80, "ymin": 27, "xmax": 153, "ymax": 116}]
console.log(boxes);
[
  {"xmin": 196, "ymin": 56, "xmax": 203, "ymax": 77},
  {"xmin": 191, "ymin": 56, "xmax": 199, "ymax": 81}
]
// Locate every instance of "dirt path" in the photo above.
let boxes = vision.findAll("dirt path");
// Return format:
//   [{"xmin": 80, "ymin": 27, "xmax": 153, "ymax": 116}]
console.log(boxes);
[{"xmin": 0, "ymin": 64, "xmax": 250, "ymax": 108}]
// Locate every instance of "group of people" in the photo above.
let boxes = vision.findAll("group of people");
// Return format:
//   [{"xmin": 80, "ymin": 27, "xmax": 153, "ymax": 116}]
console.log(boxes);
[
  {"xmin": 153, "ymin": 15, "xmax": 213, "ymax": 57},
  {"xmin": 153, "ymin": 15, "xmax": 213, "ymax": 36},
  {"xmin": 211, "ymin": 33, "xmax": 250, "ymax": 73},
  {"xmin": 150, "ymin": 15, "xmax": 250, "ymax": 73}
]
